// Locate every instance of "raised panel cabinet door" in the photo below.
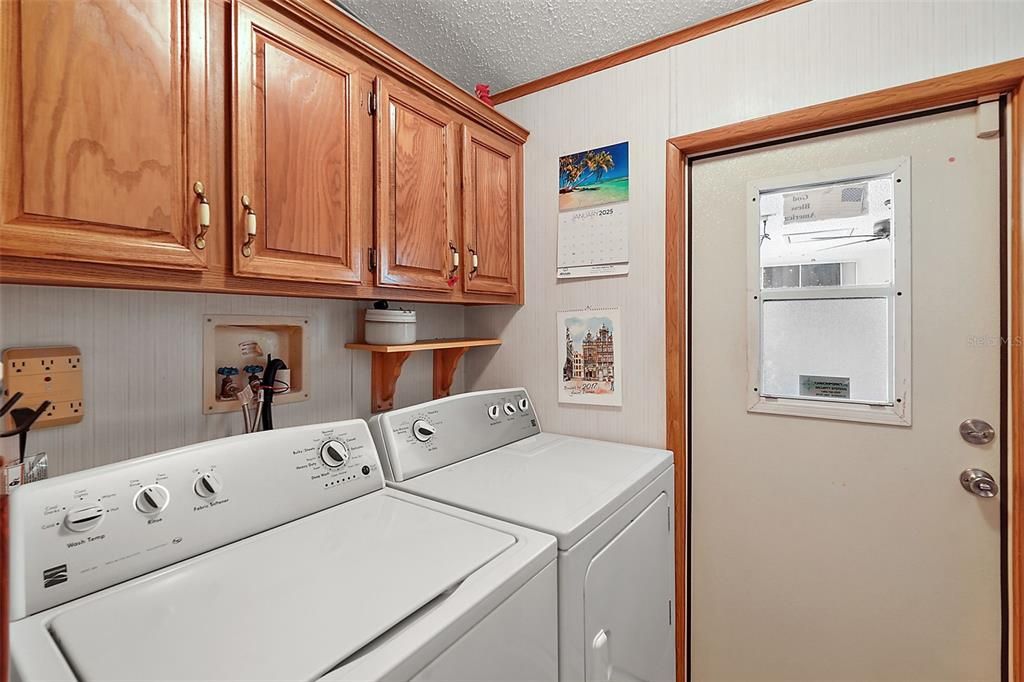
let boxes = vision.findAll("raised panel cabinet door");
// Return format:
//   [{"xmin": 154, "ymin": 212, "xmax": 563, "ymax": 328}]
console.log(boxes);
[
  {"xmin": 461, "ymin": 126, "xmax": 521, "ymax": 297},
  {"xmin": 233, "ymin": 1, "xmax": 368, "ymax": 284},
  {"xmin": 0, "ymin": 0, "xmax": 209, "ymax": 269},
  {"xmin": 376, "ymin": 77, "xmax": 458, "ymax": 292}
]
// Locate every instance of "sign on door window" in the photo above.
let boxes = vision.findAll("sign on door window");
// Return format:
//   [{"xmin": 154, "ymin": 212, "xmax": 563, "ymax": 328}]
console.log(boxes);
[{"xmin": 747, "ymin": 158, "xmax": 912, "ymax": 425}]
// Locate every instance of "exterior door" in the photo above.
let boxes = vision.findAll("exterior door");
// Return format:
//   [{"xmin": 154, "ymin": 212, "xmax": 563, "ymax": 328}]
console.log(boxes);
[
  {"xmin": 0, "ymin": 0, "xmax": 208, "ymax": 270},
  {"xmin": 376, "ymin": 77, "xmax": 458, "ymax": 292},
  {"xmin": 689, "ymin": 104, "xmax": 1004, "ymax": 680},
  {"xmin": 462, "ymin": 125, "xmax": 521, "ymax": 296},
  {"xmin": 233, "ymin": 0, "xmax": 369, "ymax": 284}
]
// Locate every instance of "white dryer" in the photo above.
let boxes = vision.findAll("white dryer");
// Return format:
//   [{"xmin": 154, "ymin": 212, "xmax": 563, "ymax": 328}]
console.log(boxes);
[
  {"xmin": 8, "ymin": 419, "xmax": 557, "ymax": 681},
  {"xmin": 369, "ymin": 388, "xmax": 676, "ymax": 682}
]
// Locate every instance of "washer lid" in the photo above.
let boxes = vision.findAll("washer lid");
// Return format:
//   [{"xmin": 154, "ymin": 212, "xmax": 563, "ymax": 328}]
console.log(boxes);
[
  {"xmin": 47, "ymin": 493, "xmax": 514, "ymax": 682},
  {"xmin": 395, "ymin": 433, "xmax": 673, "ymax": 549}
]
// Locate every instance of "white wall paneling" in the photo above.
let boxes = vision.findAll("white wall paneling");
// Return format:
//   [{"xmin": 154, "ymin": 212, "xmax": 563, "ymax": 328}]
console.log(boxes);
[
  {"xmin": 0, "ymin": 285, "xmax": 464, "ymax": 476},
  {"xmin": 5, "ymin": 0, "xmax": 1023, "ymax": 473},
  {"xmin": 465, "ymin": 50, "xmax": 672, "ymax": 448},
  {"xmin": 468, "ymin": 0, "xmax": 1024, "ymax": 449}
]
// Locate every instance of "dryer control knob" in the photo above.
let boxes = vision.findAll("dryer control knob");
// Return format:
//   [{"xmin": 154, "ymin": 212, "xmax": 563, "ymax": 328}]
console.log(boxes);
[
  {"xmin": 320, "ymin": 440, "xmax": 350, "ymax": 468},
  {"xmin": 64, "ymin": 503, "xmax": 106, "ymax": 533},
  {"xmin": 412, "ymin": 419, "xmax": 436, "ymax": 442},
  {"xmin": 518, "ymin": 397, "xmax": 529, "ymax": 412},
  {"xmin": 503, "ymin": 402, "xmax": 516, "ymax": 416},
  {"xmin": 194, "ymin": 471, "xmax": 223, "ymax": 498},
  {"xmin": 134, "ymin": 484, "xmax": 170, "ymax": 515},
  {"xmin": 487, "ymin": 404, "xmax": 500, "ymax": 420}
]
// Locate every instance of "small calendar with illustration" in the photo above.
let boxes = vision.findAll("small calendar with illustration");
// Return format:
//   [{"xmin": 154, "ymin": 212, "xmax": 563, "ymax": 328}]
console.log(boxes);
[
  {"xmin": 557, "ymin": 307, "xmax": 623, "ymax": 406},
  {"xmin": 557, "ymin": 142, "xmax": 630, "ymax": 279}
]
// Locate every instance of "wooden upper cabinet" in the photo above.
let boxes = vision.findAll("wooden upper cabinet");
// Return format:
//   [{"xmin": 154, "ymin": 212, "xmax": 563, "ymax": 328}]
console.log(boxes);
[
  {"xmin": 376, "ymin": 77, "xmax": 459, "ymax": 292},
  {"xmin": 0, "ymin": 0, "xmax": 528, "ymax": 303},
  {"xmin": 0, "ymin": 0, "xmax": 209, "ymax": 269},
  {"xmin": 461, "ymin": 126, "xmax": 521, "ymax": 297},
  {"xmin": 233, "ymin": 1, "xmax": 369, "ymax": 284}
]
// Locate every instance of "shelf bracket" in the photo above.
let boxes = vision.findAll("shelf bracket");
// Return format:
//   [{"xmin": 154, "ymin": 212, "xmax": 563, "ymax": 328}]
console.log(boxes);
[
  {"xmin": 348, "ymin": 338, "xmax": 501, "ymax": 413},
  {"xmin": 433, "ymin": 347, "xmax": 469, "ymax": 400},
  {"xmin": 371, "ymin": 351, "xmax": 412, "ymax": 413}
]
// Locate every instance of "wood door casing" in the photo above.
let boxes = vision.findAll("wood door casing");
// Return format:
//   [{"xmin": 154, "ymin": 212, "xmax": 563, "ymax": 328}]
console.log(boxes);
[
  {"xmin": 688, "ymin": 104, "xmax": 1001, "ymax": 682},
  {"xmin": 0, "ymin": 0, "xmax": 208, "ymax": 269},
  {"xmin": 234, "ymin": 1, "xmax": 367, "ymax": 284},
  {"xmin": 376, "ymin": 77, "xmax": 458, "ymax": 292},
  {"xmin": 665, "ymin": 62, "xmax": 1024, "ymax": 682},
  {"xmin": 461, "ymin": 126, "xmax": 520, "ymax": 296}
]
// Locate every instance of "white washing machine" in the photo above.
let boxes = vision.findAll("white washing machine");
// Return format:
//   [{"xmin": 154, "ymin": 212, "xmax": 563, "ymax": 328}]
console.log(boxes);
[
  {"xmin": 369, "ymin": 388, "xmax": 676, "ymax": 682},
  {"xmin": 8, "ymin": 419, "xmax": 558, "ymax": 681}
]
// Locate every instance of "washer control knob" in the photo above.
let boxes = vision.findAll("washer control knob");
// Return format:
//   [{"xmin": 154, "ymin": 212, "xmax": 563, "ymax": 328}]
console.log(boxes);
[
  {"xmin": 503, "ymin": 402, "xmax": 516, "ymax": 416},
  {"xmin": 487, "ymin": 404, "xmax": 500, "ymax": 420},
  {"xmin": 320, "ymin": 440, "xmax": 350, "ymax": 468},
  {"xmin": 518, "ymin": 397, "xmax": 529, "ymax": 412},
  {"xmin": 134, "ymin": 484, "xmax": 170, "ymax": 515},
  {"xmin": 194, "ymin": 471, "xmax": 223, "ymax": 498},
  {"xmin": 65, "ymin": 503, "xmax": 106, "ymax": 533},
  {"xmin": 412, "ymin": 419, "xmax": 436, "ymax": 442}
]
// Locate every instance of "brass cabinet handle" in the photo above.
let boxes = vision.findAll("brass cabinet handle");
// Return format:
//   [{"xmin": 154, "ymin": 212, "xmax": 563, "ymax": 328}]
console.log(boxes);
[
  {"xmin": 193, "ymin": 181, "xmax": 210, "ymax": 250},
  {"xmin": 448, "ymin": 241, "xmax": 460, "ymax": 277},
  {"xmin": 468, "ymin": 247, "xmax": 479, "ymax": 276},
  {"xmin": 240, "ymin": 194, "xmax": 256, "ymax": 257}
]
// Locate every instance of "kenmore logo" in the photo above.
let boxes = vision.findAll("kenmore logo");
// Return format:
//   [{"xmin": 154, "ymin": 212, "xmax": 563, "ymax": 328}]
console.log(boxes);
[{"xmin": 43, "ymin": 564, "xmax": 68, "ymax": 588}]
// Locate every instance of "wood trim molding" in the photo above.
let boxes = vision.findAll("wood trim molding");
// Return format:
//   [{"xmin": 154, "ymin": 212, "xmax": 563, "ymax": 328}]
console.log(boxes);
[
  {"xmin": 1011, "ymin": 77, "xmax": 1023, "ymax": 682},
  {"xmin": 664, "ymin": 141, "xmax": 687, "ymax": 682},
  {"xmin": 492, "ymin": 0, "xmax": 809, "ymax": 105},
  {"xmin": 0, "ymin": 256, "xmax": 518, "ymax": 306},
  {"xmin": 664, "ymin": 60, "xmax": 1024, "ymax": 682},
  {"xmin": 668, "ymin": 58, "xmax": 1024, "ymax": 155}
]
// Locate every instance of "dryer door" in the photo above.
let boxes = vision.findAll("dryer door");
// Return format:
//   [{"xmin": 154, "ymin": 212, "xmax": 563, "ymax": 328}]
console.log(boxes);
[{"xmin": 584, "ymin": 492, "xmax": 674, "ymax": 682}]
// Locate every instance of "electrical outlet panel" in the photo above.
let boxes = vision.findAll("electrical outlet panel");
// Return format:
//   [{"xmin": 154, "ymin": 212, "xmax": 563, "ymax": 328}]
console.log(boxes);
[{"xmin": 2, "ymin": 346, "xmax": 84, "ymax": 430}]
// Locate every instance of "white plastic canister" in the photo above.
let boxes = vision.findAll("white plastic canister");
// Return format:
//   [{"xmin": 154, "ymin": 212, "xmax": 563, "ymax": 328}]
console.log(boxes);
[{"xmin": 364, "ymin": 308, "xmax": 417, "ymax": 345}]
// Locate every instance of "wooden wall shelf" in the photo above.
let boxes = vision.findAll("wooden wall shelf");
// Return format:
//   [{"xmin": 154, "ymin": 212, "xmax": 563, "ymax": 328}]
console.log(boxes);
[{"xmin": 345, "ymin": 338, "xmax": 501, "ymax": 412}]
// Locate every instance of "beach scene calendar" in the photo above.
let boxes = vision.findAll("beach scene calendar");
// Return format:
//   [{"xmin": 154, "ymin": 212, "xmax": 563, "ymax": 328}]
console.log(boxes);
[{"xmin": 557, "ymin": 141, "xmax": 630, "ymax": 279}]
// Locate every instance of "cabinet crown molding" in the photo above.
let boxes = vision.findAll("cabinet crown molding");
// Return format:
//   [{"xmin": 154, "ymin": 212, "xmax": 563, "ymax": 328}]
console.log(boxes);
[{"xmin": 267, "ymin": 0, "xmax": 530, "ymax": 144}]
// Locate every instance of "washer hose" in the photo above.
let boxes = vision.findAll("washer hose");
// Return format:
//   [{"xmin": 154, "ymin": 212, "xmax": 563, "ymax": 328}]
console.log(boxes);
[{"xmin": 261, "ymin": 356, "xmax": 288, "ymax": 431}]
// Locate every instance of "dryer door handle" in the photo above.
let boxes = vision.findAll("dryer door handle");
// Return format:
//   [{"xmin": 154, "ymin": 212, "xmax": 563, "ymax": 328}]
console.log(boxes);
[{"xmin": 592, "ymin": 629, "xmax": 612, "ymax": 682}]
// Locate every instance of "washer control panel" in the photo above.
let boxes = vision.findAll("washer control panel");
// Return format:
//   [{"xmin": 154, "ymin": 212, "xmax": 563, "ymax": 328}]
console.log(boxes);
[
  {"xmin": 9, "ymin": 419, "xmax": 383, "ymax": 620},
  {"xmin": 369, "ymin": 388, "xmax": 540, "ymax": 482}
]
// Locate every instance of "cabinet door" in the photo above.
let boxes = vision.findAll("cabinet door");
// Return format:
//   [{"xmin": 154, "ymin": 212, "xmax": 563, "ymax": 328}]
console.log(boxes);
[
  {"xmin": 0, "ymin": 0, "xmax": 208, "ymax": 269},
  {"xmin": 461, "ymin": 126, "xmax": 521, "ymax": 296},
  {"xmin": 233, "ymin": 1, "xmax": 368, "ymax": 283},
  {"xmin": 376, "ymin": 78, "xmax": 458, "ymax": 292}
]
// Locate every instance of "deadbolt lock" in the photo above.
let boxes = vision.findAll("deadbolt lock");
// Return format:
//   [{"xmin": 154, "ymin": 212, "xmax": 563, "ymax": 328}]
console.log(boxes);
[{"xmin": 959, "ymin": 419, "xmax": 995, "ymax": 445}]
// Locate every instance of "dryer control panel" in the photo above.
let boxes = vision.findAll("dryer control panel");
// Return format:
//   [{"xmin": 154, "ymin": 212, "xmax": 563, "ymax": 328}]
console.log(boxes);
[
  {"xmin": 9, "ymin": 420, "xmax": 383, "ymax": 620},
  {"xmin": 369, "ymin": 388, "xmax": 541, "ymax": 482}
]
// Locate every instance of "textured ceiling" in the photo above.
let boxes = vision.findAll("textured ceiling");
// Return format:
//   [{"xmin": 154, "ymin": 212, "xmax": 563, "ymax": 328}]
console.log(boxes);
[{"xmin": 337, "ymin": 0, "xmax": 756, "ymax": 94}]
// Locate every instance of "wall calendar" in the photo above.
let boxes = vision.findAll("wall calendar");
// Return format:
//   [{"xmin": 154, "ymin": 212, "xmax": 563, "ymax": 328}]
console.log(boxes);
[{"xmin": 557, "ymin": 141, "xmax": 630, "ymax": 279}]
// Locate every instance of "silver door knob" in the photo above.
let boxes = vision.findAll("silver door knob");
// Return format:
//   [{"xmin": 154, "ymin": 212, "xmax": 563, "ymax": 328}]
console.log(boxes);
[{"xmin": 960, "ymin": 469, "xmax": 998, "ymax": 498}]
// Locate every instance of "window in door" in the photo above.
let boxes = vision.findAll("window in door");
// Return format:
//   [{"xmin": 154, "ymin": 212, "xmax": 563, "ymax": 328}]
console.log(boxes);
[
  {"xmin": 762, "ymin": 261, "xmax": 857, "ymax": 289},
  {"xmin": 747, "ymin": 158, "xmax": 911, "ymax": 425}
]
